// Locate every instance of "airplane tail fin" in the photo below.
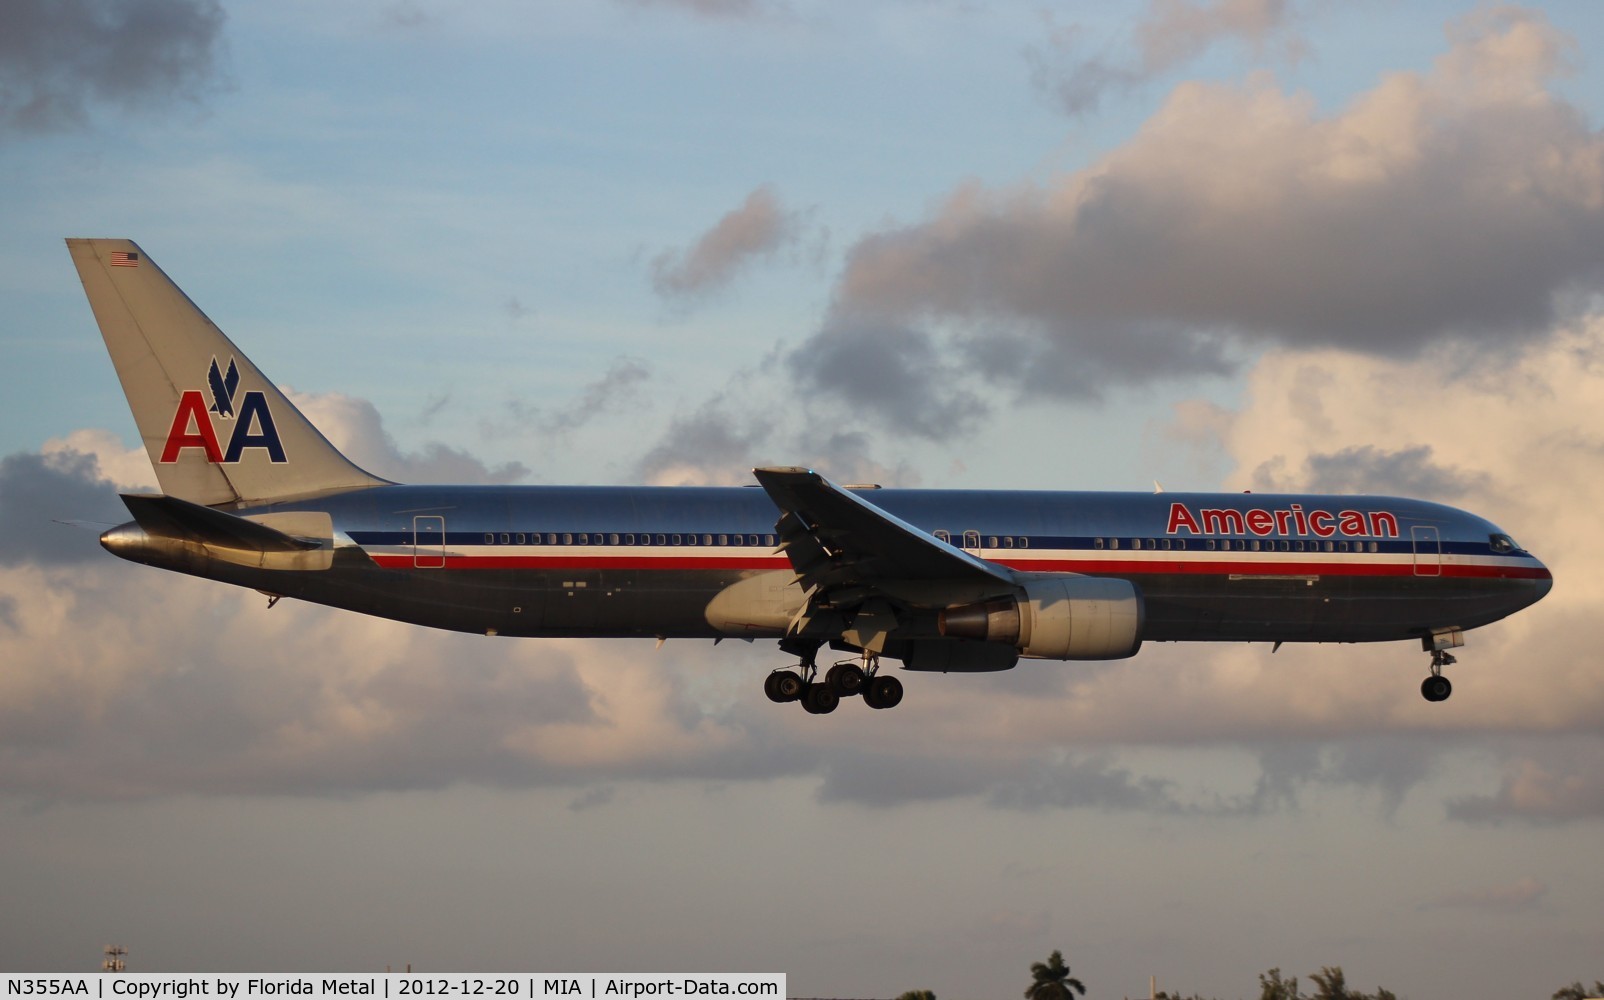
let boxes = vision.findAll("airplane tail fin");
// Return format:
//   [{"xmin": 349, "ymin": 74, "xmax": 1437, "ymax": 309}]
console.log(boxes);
[{"xmin": 66, "ymin": 238, "xmax": 391, "ymax": 505}]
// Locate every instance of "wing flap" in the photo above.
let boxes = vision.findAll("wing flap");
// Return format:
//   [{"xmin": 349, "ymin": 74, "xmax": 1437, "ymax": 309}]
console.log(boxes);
[{"xmin": 753, "ymin": 467, "xmax": 1013, "ymax": 602}]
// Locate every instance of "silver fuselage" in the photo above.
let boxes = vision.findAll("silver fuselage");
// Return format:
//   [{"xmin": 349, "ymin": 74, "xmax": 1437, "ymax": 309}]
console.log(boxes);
[{"xmin": 101, "ymin": 484, "xmax": 1552, "ymax": 646}]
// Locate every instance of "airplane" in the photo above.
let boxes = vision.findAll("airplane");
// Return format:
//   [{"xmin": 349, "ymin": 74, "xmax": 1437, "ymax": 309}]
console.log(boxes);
[{"xmin": 66, "ymin": 238, "xmax": 1553, "ymax": 715}]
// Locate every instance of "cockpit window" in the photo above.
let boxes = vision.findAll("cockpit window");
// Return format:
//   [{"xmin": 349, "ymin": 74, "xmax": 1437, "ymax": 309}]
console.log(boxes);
[{"xmin": 1489, "ymin": 533, "xmax": 1518, "ymax": 554}]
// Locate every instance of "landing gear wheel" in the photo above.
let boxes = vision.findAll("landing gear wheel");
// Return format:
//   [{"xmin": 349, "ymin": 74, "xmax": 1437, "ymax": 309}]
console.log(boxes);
[
  {"xmin": 863, "ymin": 674, "xmax": 903, "ymax": 710},
  {"xmin": 826, "ymin": 663, "xmax": 866, "ymax": 698},
  {"xmin": 765, "ymin": 670, "xmax": 804, "ymax": 703},
  {"xmin": 1421, "ymin": 675, "xmax": 1452, "ymax": 703},
  {"xmin": 802, "ymin": 683, "xmax": 840, "ymax": 715}
]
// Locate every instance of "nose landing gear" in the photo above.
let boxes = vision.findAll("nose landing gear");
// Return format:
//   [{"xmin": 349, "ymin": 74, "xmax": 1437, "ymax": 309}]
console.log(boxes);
[{"xmin": 1420, "ymin": 631, "xmax": 1463, "ymax": 702}]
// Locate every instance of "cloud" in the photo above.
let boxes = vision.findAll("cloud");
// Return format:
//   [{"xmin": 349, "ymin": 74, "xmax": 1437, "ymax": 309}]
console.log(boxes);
[
  {"xmin": 1421, "ymin": 876, "xmax": 1548, "ymax": 912},
  {"xmin": 987, "ymin": 752, "xmax": 1182, "ymax": 813},
  {"xmin": 1030, "ymin": 0, "xmax": 1302, "ymax": 116},
  {"xmin": 786, "ymin": 320, "xmax": 989, "ymax": 439},
  {"xmin": 794, "ymin": 8, "xmax": 1604, "ymax": 426},
  {"xmin": 1261, "ymin": 444, "xmax": 1490, "ymax": 500},
  {"xmin": 615, "ymin": 0, "xmax": 772, "ymax": 21},
  {"xmin": 42, "ymin": 429, "xmax": 156, "ymax": 492},
  {"xmin": 626, "ymin": 374, "xmax": 921, "ymax": 488},
  {"xmin": 651, "ymin": 186, "xmax": 801, "ymax": 301},
  {"xmin": 634, "ymin": 398, "xmax": 774, "ymax": 486},
  {"xmin": 534, "ymin": 357, "xmax": 651, "ymax": 437},
  {"xmin": 1447, "ymin": 743, "xmax": 1604, "ymax": 825},
  {"xmin": 0, "ymin": 449, "xmax": 126, "ymax": 566},
  {"xmin": 0, "ymin": 0, "xmax": 228, "ymax": 135},
  {"xmin": 379, "ymin": 1, "xmax": 434, "ymax": 31},
  {"xmin": 288, "ymin": 388, "xmax": 530, "ymax": 484}
]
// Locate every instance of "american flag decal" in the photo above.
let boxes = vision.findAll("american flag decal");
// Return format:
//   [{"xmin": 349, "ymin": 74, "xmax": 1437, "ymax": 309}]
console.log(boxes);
[{"xmin": 110, "ymin": 251, "xmax": 140, "ymax": 267}]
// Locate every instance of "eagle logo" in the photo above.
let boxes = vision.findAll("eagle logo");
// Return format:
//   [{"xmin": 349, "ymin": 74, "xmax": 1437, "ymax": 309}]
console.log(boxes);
[
  {"xmin": 161, "ymin": 356, "xmax": 286, "ymax": 465},
  {"xmin": 207, "ymin": 356, "xmax": 241, "ymax": 419}
]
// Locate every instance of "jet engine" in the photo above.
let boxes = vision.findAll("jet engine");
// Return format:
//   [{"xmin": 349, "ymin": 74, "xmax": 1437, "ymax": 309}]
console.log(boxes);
[{"xmin": 937, "ymin": 574, "xmax": 1143, "ymax": 660}]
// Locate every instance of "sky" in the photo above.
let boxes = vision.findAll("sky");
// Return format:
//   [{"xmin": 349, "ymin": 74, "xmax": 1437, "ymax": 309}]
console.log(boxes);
[{"xmin": 2, "ymin": 0, "xmax": 1604, "ymax": 996}]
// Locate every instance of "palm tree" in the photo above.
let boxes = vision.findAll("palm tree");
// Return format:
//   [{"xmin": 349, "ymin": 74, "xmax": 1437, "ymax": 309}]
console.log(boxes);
[{"xmin": 1025, "ymin": 949, "xmax": 1087, "ymax": 1000}]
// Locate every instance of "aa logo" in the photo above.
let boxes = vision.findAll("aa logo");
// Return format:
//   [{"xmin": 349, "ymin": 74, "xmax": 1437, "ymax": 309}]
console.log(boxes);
[{"xmin": 160, "ymin": 356, "xmax": 287, "ymax": 464}]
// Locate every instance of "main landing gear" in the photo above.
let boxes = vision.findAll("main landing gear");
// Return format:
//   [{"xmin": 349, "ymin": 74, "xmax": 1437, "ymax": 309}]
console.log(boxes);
[
  {"xmin": 764, "ymin": 643, "xmax": 903, "ymax": 714},
  {"xmin": 1420, "ymin": 631, "xmax": 1463, "ymax": 703}
]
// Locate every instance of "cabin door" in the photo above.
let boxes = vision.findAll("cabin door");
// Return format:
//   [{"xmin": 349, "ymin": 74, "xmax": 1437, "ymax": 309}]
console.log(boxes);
[
  {"xmin": 413, "ymin": 515, "xmax": 446, "ymax": 569},
  {"xmin": 1411, "ymin": 525, "xmax": 1441, "ymax": 577}
]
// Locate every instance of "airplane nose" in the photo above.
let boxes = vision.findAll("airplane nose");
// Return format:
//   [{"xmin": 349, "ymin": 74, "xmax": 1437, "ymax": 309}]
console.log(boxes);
[{"xmin": 1532, "ymin": 563, "xmax": 1553, "ymax": 602}]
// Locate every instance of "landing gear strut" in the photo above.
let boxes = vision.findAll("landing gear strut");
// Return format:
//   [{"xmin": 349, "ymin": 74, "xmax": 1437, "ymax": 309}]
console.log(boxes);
[
  {"xmin": 860, "ymin": 652, "xmax": 902, "ymax": 711},
  {"xmin": 1420, "ymin": 632, "xmax": 1462, "ymax": 703}
]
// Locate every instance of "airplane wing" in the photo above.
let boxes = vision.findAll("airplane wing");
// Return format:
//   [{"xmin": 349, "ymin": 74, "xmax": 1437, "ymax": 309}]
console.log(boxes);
[{"xmin": 752, "ymin": 466, "xmax": 1013, "ymax": 606}]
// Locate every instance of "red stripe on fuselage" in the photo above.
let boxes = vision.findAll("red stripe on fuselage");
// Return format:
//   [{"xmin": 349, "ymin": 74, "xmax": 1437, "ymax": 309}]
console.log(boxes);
[{"xmin": 365, "ymin": 552, "xmax": 1550, "ymax": 580}]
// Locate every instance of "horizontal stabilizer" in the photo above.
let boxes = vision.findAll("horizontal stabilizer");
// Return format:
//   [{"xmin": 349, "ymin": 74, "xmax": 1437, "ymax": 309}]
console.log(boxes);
[{"xmin": 119, "ymin": 493, "xmax": 320, "ymax": 552}]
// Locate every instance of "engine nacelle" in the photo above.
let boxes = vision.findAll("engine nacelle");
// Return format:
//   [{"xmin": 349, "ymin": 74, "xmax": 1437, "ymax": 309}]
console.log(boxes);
[{"xmin": 938, "ymin": 574, "xmax": 1143, "ymax": 660}]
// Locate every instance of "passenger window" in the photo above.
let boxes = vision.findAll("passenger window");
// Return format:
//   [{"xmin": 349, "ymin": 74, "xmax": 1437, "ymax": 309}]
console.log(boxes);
[
  {"xmin": 1130, "ymin": 539, "xmax": 1142, "ymax": 550},
  {"xmin": 1095, "ymin": 537, "xmax": 1105, "ymax": 550},
  {"xmin": 656, "ymin": 534, "xmax": 667, "ymax": 545},
  {"xmin": 1147, "ymin": 538, "xmax": 1157, "ymax": 549},
  {"xmin": 765, "ymin": 534, "xmax": 776, "ymax": 547},
  {"xmin": 1250, "ymin": 539, "xmax": 1260, "ymax": 552},
  {"xmin": 609, "ymin": 533, "xmax": 619, "ymax": 545},
  {"xmin": 1110, "ymin": 538, "xmax": 1121, "ymax": 550},
  {"xmin": 1206, "ymin": 540, "xmax": 1216, "ymax": 551},
  {"xmin": 702, "ymin": 534, "xmax": 712, "ymax": 546},
  {"xmin": 1161, "ymin": 539, "xmax": 1172, "ymax": 551},
  {"xmin": 1324, "ymin": 541, "xmax": 1335, "ymax": 553},
  {"xmin": 1003, "ymin": 536, "xmax": 1014, "ymax": 548},
  {"xmin": 1020, "ymin": 537, "xmax": 1029, "ymax": 548},
  {"xmin": 1337, "ymin": 541, "xmax": 1348, "ymax": 553},
  {"xmin": 1369, "ymin": 541, "xmax": 1378, "ymax": 553},
  {"xmin": 935, "ymin": 530, "xmax": 950, "ymax": 543},
  {"xmin": 1177, "ymin": 539, "xmax": 1187, "ymax": 550},
  {"xmin": 500, "ymin": 533, "xmax": 510, "ymax": 544},
  {"xmin": 1221, "ymin": 540, "xmax": 1232, "ymax": 551},
  {"xmin": 483, "ymin": 533, "xmax": 494, "ymax": 544},
  {"xmin": 987, "ymin": 536, "xmax": 999, "ymax": 548},
  {"xmin": 672, "ymin": 534, "xmax": 682, "ymax": 545}
]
